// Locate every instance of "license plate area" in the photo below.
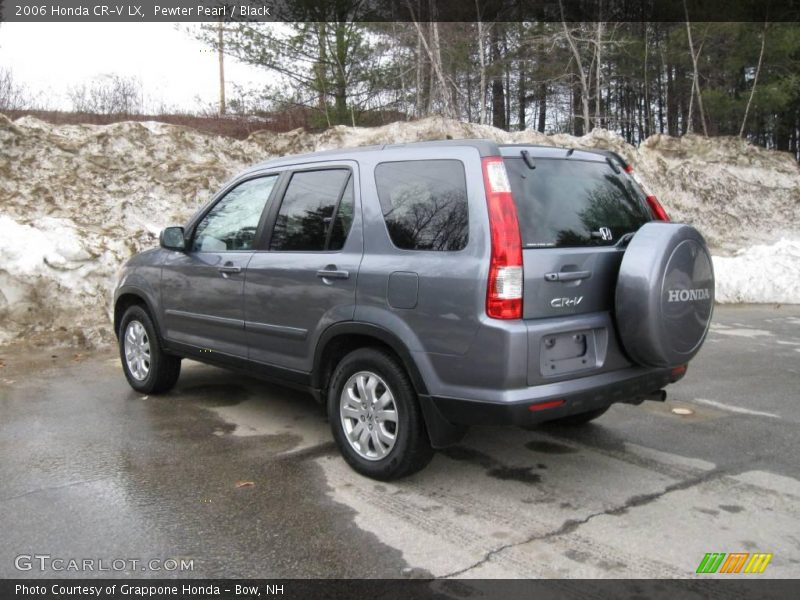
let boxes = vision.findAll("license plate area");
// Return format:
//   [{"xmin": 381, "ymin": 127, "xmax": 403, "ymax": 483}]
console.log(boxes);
[{"xmin": 540, "ymin": 330, "xmax": 598, "ymax": 377}]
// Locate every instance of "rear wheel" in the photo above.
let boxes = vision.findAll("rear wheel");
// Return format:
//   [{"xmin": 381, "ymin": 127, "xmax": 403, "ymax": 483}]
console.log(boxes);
[
  {"xmin": 119, "ymin": 305, "xmax": 181, "ymax": 394},
  {"xmin": 327, "ymin": 348, "xmax": 433, "ymax": 480}
]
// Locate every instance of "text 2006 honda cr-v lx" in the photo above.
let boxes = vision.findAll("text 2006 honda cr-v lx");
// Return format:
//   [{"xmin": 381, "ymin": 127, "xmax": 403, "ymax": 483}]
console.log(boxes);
[{"xmin": 113, "ymin": 140, "xmax": 714, "ymax": 480}]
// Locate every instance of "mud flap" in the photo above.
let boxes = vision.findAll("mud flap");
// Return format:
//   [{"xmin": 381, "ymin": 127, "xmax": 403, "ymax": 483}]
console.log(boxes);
[{"xmin": 418, "ymin": 395, "xmax": 469, "ymax": 449}]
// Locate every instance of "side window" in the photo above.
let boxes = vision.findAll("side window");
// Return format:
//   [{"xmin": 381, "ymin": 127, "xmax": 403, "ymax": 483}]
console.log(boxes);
[
  {"xmin": 374, "ymin": 160, "xmax": 468, "ymax": 251},
  {"xmin": 270, "ymin": 169, "xmax": 352, "ymax": 252},
  {"xmin": 192, "ymin": 176, "xmax": 277, "ymax": 252},
  {"xmin": 327, "ymin": 176, "xmax": 354, "ymax": 251}
]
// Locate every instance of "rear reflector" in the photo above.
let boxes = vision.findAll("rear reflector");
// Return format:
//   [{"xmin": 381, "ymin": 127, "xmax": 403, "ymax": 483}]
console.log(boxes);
[
  {"xmin": 529, "ymin": 399, "xmax": 566, "ymax": 412},
  {"xmin": 671, "ymin": 364, "xmax": 688, "ymax": 377},
  {"xmin": 482, "ymin": 157, "xmax": 523, "ymax": 319}
]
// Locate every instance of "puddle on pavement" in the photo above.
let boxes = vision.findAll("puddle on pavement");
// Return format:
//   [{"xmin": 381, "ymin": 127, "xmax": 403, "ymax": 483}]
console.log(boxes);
[
  {"xmin": 178, "ymin": 383, "xmax": 249, "ymax": 407},
  {"xmin": 206, "ymin": 393, "xmax": 330, "ymax": 455},
  {"xmin": 525, "ymin": 440, "xmax": 579, "ymax": 454}
]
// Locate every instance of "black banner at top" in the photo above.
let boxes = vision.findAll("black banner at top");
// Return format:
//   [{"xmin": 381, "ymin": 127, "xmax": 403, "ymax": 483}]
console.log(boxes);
[{"xmin": 1, "ymin": 0, "xmax": 799, "ymax": 23}]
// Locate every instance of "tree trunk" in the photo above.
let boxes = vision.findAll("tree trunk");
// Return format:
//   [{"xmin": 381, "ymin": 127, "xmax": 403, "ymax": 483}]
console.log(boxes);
[
  {"xmin": 684, "ymin": 2, "xmax": 708, "ymax": 136},
  {"xmin": 595, "ymin": 20, "xmax": 603, "ymax": 129},
  {"xmin": 518, "ymin": 56, "xmax": 526, "ymax": 130},
  {"xmin": 415, "ymin": 8, "xmax": 424, "ymax": 117},
  {"xmin": 504, "ymin": 35, "xmax": 511, "ymax": 129},
  {"xmin": 643, "ymin": 24, "xmax": 651, "ymax": 138},
  {"xmin": 217, "ymin": 20, "xmax": 226, "ymax": 116},
  {"xmin": 537, "ymin": 82, "xmax": 547, "ymax": 132},
  {"xmin": 316, "ymin": 23, "xmax": 331, "ymax": 126},
  {"xmin": 475, "ymin": 2, "xmax": 486, "ymax": 124},
  {"xmin": 573, "ymin": 84, "xmax": 584, "ymax": 136},
  {"xmin": 560, "ymin": 2, "xmax": 591, "ymax": 133},
  {"xmin": 740, "ymin": 21, "xmax": 768, "ymax": 138},
  {"xmin": 333, "ymin": 23, "xmax": 348, "ymax": 125},
  {"xmin": 491, "ymin": 25, "xmax": 506, "ymax": 129}
]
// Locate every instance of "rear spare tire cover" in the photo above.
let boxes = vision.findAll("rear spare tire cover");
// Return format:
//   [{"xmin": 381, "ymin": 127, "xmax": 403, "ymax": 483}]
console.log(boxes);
[{"xmin": 615, "ymin": 222, "xmax": 715, "ymax": 368}]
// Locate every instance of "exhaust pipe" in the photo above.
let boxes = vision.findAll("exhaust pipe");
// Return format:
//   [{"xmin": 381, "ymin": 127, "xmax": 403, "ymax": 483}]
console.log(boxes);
[
  {"xmin": 641, "ymin": 389, "xmax": 667, "ymax": 402},
  {"xmin": 622, "ymin": 389, "xmax": 667, "ymax": 405}
]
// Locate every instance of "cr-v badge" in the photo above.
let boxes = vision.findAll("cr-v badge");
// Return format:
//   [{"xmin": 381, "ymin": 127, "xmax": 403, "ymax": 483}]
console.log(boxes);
[{"xmin": 551, "ymin": 296, "xmax": 584, "ymax": 308}]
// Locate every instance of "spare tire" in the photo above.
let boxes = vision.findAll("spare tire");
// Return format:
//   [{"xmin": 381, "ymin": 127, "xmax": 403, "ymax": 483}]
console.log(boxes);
[{"xmin": 616, "ymin": 222, "xmax": 715, "ymax": 368}]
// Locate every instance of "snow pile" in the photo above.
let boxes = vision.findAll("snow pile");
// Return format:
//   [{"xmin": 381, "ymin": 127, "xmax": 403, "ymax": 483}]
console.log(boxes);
[
  {"xmin": 1, "ymin": 114, "xmax": 798, "ymax": 347},
  {"xmin": 713, "ymin": 239, "xmax": 800, "ymax": 304},
  {"xmin": 0, "ymin": 215, "xmax": 112, "ymax": 344}
]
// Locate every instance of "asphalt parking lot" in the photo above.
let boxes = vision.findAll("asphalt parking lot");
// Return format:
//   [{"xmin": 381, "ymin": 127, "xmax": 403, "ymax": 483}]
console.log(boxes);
[{"xmin": 0, "ymin": 305, "xmax": 798, "ymax": 579}]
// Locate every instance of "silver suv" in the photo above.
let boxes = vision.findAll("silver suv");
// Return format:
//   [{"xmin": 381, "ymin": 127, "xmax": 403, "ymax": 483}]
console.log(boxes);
[{"xmin": 113, "ymin": 140, "xmax": 715, "ymax": 480}]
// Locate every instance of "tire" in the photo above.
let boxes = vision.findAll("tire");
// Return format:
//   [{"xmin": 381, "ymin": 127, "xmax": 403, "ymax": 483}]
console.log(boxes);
[
  {"xmin": 616, "ymin": 222, "xmax": 715, "ymax": 368},
  {"xmin": 327, "ymin": 348, "xmax": 434, "ymax": 481},
  {"xmin": 118, "ymin": 304, "xmax": 181, "ymax": 394},
  {"xmin": 544, "ymin": 406, "xmax": 609, "ymax": 426}
]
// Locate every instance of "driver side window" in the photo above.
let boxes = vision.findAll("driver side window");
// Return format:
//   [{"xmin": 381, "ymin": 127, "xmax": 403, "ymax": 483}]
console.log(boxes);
[{"xmin": 192, "ymin": 176, "xmax": 278, "ymax": 252}]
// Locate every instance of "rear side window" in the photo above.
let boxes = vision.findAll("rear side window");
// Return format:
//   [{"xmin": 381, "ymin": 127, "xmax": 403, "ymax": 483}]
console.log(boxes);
[
  {"xmin": 270, "ymin": 169, "xmax": 352, "ymax": 251},
  {"xmin": 504, "ymin": 158, "xmax": 650, "ymax": 248},
  {"xmin": 375, "ymin": 160, "xmax": 468, "ymax": 251}
]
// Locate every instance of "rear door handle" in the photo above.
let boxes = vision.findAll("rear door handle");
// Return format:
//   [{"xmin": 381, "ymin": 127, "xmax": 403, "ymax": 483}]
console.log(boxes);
[
  {"xmin": 316, "ymin": 268, "xmax": 349, "ymax": 280},
  {"xmin": 544, "ymin": 270, "xmax": 591, "ymax": 282},
  {"xmin": 218, "ymin": 264, "xmax": 242, "ymax": 275}
]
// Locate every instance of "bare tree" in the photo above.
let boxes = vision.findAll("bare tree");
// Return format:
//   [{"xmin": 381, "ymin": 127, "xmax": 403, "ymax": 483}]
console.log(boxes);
[
  {"xmin": 594, "ymin": 19, "xmax": 603, "ymax": 129},
  {"xmin": 406, "ymin": 1, "xmax": 455, "ymax": 118},
  {"xmin": 740, "ymin": 21, "xmax": 768, "ymax": 138},
  {"xmin": 218, "ymin": 20, "xmax": 226, "ymax": 116},
  {"xmin": 475, "ymin": 0, "xmax": 487, "ymax": 124},
  {"xmin": 560, "ymin": 0, "xmax": 591, "ymax": 133},
  {"xmin": 0, "ymin": 68, "xmax": 30, "ymax": 111},
  {"xmin": 69, "ymin": 74, "xmax": 143, "ymax": 115},
  {"xmin": 683, "ymin": 0, "xmax": 708, "ymax": 136}
]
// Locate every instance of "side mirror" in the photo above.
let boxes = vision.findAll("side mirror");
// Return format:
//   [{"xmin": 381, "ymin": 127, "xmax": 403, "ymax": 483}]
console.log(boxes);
[{"xmin": 160, "ymin": 226, "xmax": 186, "ymax": 251}]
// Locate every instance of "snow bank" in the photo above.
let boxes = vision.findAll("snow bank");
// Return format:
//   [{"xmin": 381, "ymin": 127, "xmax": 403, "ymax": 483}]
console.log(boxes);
[
  {"xmin": 713, "ymin": 239, "xmax": 800, "ymax": 304},
  {"xmin": 1, "ymin": 114, "xmax": 798, "ymax": 347}
]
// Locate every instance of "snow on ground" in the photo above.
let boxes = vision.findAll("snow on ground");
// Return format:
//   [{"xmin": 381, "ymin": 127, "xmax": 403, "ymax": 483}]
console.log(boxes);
[
  {"xmin": 0, "ymin": 114, "xmax": 798, "ymax": 347},
  {"xmin": 713, "ymin": 238, "xmax": 800, "ymax": 304}
]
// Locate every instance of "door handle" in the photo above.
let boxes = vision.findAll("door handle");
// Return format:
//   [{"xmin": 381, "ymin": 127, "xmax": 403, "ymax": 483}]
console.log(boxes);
[
  {"xmin": 316, "ymin": 268, "xmax": 349, "ymax": 280},
  {"xmin": 544, "ymin": 270, "xmax": 591, "ymax": 282},
  {"xmin": 218, "ymin": 264, "xmax": 242, "ymax": 275}
]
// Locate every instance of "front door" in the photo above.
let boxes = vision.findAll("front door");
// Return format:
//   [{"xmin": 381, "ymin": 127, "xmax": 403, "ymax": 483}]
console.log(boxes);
[
  {"xmin": 161, "ymin": 175, "xmax": 279, "ymax": 357},
  {"xmin": 244, "ymin": 165, "xmax": 362, "ymax": 372}
]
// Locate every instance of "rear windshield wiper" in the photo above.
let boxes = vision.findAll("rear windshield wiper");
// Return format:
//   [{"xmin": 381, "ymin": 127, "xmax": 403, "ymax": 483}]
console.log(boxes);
[
  {"xmin": 521, "ymin": 149, "xmax": 536, "ymax": 170},
  {"xmin": 606, "ymin": 156, "xmax": 621, "ymax": 173}
]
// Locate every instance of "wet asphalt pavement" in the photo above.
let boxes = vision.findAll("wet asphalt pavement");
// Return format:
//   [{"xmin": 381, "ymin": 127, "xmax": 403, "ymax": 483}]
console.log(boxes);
[{"xmin": 0, "ymin": 305, "xmax": 798, "ymax": 579}]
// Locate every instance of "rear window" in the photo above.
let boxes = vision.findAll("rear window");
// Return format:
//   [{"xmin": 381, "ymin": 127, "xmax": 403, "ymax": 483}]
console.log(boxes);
[
  {"xmin": 375, "ymin": 160, "xmax": 468, "ymax": 251},
  {"xmin": 504, "ymin": 158, "xmax": 651, "ymax": 248}
]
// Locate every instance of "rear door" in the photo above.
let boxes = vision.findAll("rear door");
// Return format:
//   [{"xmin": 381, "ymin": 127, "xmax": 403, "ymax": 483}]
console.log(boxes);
[
  {"xmin": 244, "ymin": 163, "xmax": 362, "ymax": 372},
  {"xmin": 502, "ymin": 149, "xmax": 653, "ymax": 384},
  {"xmin": 502, "ymin": 151, "xmax": 652, "ymax": 320}
]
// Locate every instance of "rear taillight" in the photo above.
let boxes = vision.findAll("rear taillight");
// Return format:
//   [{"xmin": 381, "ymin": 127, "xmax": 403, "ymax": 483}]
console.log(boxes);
[
  {"xmin": 645, "ymin": 196, "xmax": 670, "ymax": 222},
  {"xmin": 625, "ymin": 165, "xmax": 670, "ymax": 221},
  {"xmin": 481, "ymin": 157, "xmax": 523, "ymax": 319}
]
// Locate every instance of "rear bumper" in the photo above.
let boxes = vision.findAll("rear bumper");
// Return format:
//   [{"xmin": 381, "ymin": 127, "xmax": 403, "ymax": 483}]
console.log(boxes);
[{"xmin": 430, "ymin": 365, "xmax": 685, "ymax": 427}]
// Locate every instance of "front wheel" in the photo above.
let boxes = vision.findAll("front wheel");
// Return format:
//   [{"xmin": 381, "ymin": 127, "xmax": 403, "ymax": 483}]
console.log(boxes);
[
  {"xmin": 327, "ymin": 348, "xmax": 433, "ymax": 480},
  {"xmin": 119, "ymin": 305, "xmax": 181, "ymax": 394}
]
